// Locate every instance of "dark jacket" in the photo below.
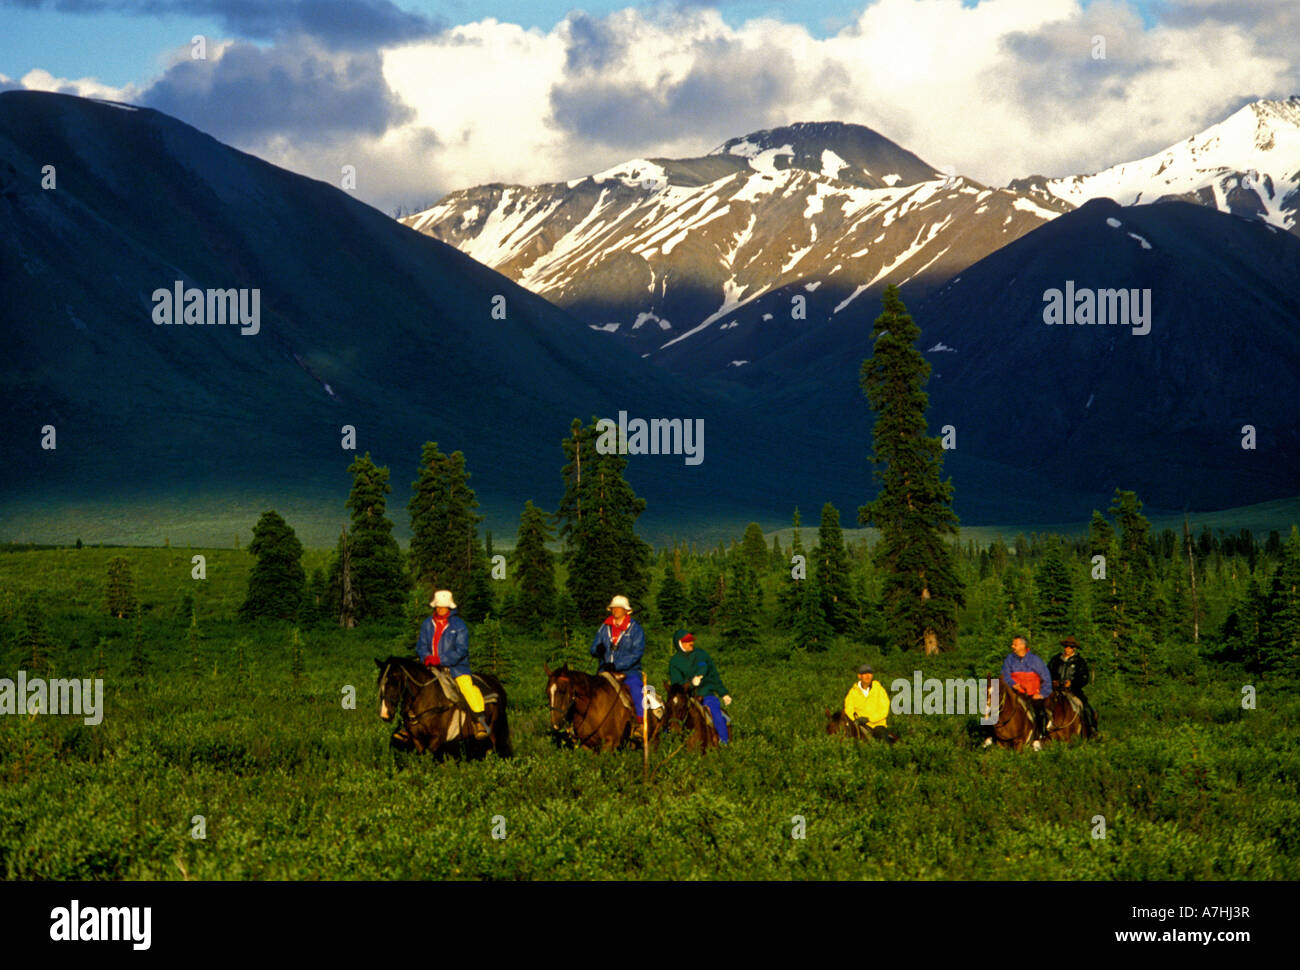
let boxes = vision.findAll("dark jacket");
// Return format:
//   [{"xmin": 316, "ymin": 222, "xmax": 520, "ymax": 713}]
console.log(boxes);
[
  {"xmin": 1049, "ymin": 651, "xmax": 1091, "ymax": 691},
  {"xmin": 668, "ymin": 641, "xmax": 728, "ymax": 698},
  {"xmin": 590, "ymin": 617, "xmax": 645, "ymax": 673},
  {"xmin": 416, "ymin": 610, "xmax": 471, "ymax": 677}
]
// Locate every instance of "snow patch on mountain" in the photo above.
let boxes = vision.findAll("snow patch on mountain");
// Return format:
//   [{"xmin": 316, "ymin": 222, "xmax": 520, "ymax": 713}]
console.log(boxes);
[
  {"xmin": 1029, "ymin": 98, "xmax": 1300, "ymax": 232},
  {"xmin": 821, "ymin": 149, "xmax": 850, "ymax": 180}
]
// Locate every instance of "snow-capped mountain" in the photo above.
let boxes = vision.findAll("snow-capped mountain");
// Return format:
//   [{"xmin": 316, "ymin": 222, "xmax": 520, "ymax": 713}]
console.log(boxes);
[
  {"xmin": 400, "ymin": 122, "xmax": 1068, "ymax": 364},
  {"xmin": 402, "ymin": 100, "xmax": 1300, "ymax": 379},
  {"xmin": 1010, "ymin": 97, "xmax": 1300, "ymax": 235}
]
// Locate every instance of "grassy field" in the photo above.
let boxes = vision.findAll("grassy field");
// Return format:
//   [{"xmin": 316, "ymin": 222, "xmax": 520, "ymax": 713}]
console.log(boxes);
[{"xmin": 1, "ymin": 546, "xmax": 1297, "ymax": 880}]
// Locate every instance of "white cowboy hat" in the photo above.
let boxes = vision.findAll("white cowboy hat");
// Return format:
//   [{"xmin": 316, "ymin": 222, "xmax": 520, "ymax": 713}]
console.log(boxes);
[
  {"xmin": 430, "ymin": 590, "xmax": 456, "ymax": 609},
  {"xmin": 607, "ymin": 595, "xmax": 633, "ymax": 612}
]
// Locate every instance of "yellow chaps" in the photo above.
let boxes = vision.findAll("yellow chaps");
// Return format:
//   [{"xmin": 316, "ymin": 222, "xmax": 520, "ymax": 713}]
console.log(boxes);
[{"xmin": 455, "ymin": 674, "xmax": 486, "ymax": 714}]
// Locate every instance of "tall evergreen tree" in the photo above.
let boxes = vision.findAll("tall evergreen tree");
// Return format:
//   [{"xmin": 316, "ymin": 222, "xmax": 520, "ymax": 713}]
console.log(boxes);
[
  {"xmin": 105, "ymin": 556, "xmax": 137, "ymax": 619},
  {"xmin": 1108, "ymin": 489, "xmax": 1158, "ymax": 672},
  {"xmin": 1034, "ymin": 542, "xmax": 1073, "ymax": 635},
  {"xmin": 740, "ymin": 523, "xmax": 769, "ymax": 576},
  {"xmin": 858, "ymin": 284, "xmax": 963, "ymax": 654},
  {"xmin": 656, "ymin": 562, "xmax": 687, "ymax": 628},
  {"xmin": 460, "ymin": 538, "xmax": 495, "ymax": 622},
  {"xmin": 408, "ymin": 442, "xmax": 483, "ymax": 601},
  {"xmin": 1264, "ymin": 526, "xmax": 1300, "ymax": 674},
  {"xmin": 790, "ymin": 569, "xmax": 834, "ymax": 652},
  {"xmin": 239, "ymin": 510, "xmax": 306, "ymax": 621},
  {"xmin": 556, "ymin": 418, "xmax": 652, "ymax": 625},
  {"xmin": 814, "ymin": 502, "xmax": 857, "ymax": 633},
  {"xmin": 1089, "ymin": 509, "xmax": 1120, "ymax": 644},
  {"xmin": 770, "ymin": 534, "xmax": 784, "ymax": 572},
  {"xmin": 685, "ymin": 572, "xmax": 714, "ymax": 628},
  {"xmin": 1219, "ymin": 570, "xmax": 1268, "ymax": 669},
  {"xmin": 721, "ymin": 560, "xmax": 761, "ymax": 646},
  {"xmin": 506, "ymin": 500, "xmax": 557, "ymax": 629},
  {"xmin": 776, "ymin": 508, "xmax": 805, "ymax": 626},
  {"xmin": 15, "ymin": 593, "xmax": 53, "ymax": 674},
  {"xmin": 328, "ymin": 453, "xmax": 409, "ymax": 623}
]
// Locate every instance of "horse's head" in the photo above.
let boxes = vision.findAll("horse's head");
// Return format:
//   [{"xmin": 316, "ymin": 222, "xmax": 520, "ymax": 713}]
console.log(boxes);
[
  {"xmin": 665, "ymin": 682, "xmax": 693, "ymax": 727},
  {"xmin": 825, "ymin": 708, "xmax": 841, "ymax": 735},
  {"xmin": 375, "ymin": 657, "xmax": 406, "ymax": 722},
  {"xmin": 545, "ymin": 664, "xmax": 576, "ymax": 730},
  {"xmin": 982, "ymin": 676, "xmax": 1005, "ymax": 723}
]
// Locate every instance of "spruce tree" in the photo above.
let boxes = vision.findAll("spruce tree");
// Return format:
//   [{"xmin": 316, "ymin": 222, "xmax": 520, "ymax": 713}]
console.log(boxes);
[
  {"xmin": 776, "ymin": 508, "xmax": 805, "ymax": 627},
  {"xmin": 105, "ymin": 556, "xmax": 137, "ymax": 619},
  {"xmin": 1089, "ymin": 509, "xmax": 1120, "ymax": 645},
  {"xmin": 740, "ymin": 523, "xmax": 769, "ymax": 577},
  {"xmin": 408, "ymin": 442, "xmax": 483, "ymax": 601},
  {"xmin": 15, "ymin": 593, "xmax": 53, "ymax": 674},
  {"xmin": 506, "ymin": 500, "xmax": 557, "ymax": 629},
  {"xmin": 329, "ymin": 454, "xmax": 409, "ymax": 622},
  {"xmin": 556, "ymin": 418, "xmax": 652, "ymax": 625},
  {"xmin": 1108, "ymin": 489, "xmax": 1157, "ymax": 671},
  {"xmin": 858, "ymin": 285, "xmax": 963, "ymax": 654},
  {"xmin": 721, "ymin": 560, "xmax": 761, "ymax": 647},
  {"xmin": 460, "ymin": 538, "xmax": 495, "ymax": 623},
  {"xmin": 239, "ymin": 510, "xmax": 306, "ymax": 622},
  {"xmin": 656, "ymin": 561, "xmax": 687, "ymax": 628},
  {"xmin": 790, "ymin": 569, "xmax": 834, "ymax": 652},
  {"xmin": 814, "ymin": 502, "xmax": 857, "ymax": 634},
  {"xmin": 1219, "ymin": 570, "xmax": 1268, "ymax": 669},
  {"xmin": 1034, "ymin": 542, "xmax": 1073, "ymax": 635},
  {"xmin": 685, "ymin": 573, "xmax": 713, "ymax": 628},
  {"xmin": 1264, "ymin": 526, "xmax": 1300, "ymax": 674}
]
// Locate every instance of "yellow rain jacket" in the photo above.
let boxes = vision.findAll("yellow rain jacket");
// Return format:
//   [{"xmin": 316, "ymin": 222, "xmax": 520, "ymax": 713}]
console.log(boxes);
[{"xmin": 843, "ymin": 679, "xmax": 889, "ymax": 729}]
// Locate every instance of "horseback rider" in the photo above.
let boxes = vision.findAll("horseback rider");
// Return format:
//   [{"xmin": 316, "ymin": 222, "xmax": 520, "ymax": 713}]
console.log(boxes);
[
  {"xmin": 1000, "ymin": 635, "xmax": 1052, "ymax": 750},
  {"xmin": 590, "ymin": 595, "xmax": 648, "ymax": 739},
  {"xmin": 416, "ymin": 590, "xmax": 490, "ymax": 740},
  {"xmin": 843, "ymin": 663, "xmax": 892, "ymax": 740},
  {"xmin": 668, "ymin": 630, "xmax": 732, "ymax": 744},
  {"xmin": 1049, "ymin": 635, "xmax": 1098, "ymax": 736}
]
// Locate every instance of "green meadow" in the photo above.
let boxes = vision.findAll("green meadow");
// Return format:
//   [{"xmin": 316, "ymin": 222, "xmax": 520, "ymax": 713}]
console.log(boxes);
[{"xmin": 0, "ymin": 543, "xmax": 1296, "ymax": 880}]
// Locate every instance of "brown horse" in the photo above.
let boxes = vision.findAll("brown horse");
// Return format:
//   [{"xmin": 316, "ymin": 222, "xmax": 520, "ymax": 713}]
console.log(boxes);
[
  {"xmin": 544, "ymin": 663, "xmax": 642, "ymax": 752},
  {"xmin": 825, "ymin": 708, "xmax": 899, "ymax": 743},
  {"xmin": 664, "ymin": 683, "xmax": 719, "ymax": 752},
  {"xmin": 982, "ymin": 677, "xmax": 1039, "ymax": 752},
  {"xmin": 375, "ymin": 657, "xmax": 511, "ymax": 758},
  {"xmin": 1044, "ymin": 689, "xmax": 1088, "ymax": 743}
]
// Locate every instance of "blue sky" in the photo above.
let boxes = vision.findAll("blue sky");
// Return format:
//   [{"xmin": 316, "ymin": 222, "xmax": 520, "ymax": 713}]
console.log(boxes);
[{"xmin": 2, "ymin": 0, "xmax": 1166, "ymax": 88}]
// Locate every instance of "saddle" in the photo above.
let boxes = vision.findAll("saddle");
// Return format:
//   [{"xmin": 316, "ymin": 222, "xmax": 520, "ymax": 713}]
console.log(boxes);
[
  {"xmin": 1011, "ymin": 691, "xmax": 1052, "ymax": 732},
  {"xmin": 598, "ymin": 672, "xmax": 663, "ymax": 714},
  {"xmin": 423, "ymin": 668, "xmax": 500, "ymax": 741}
]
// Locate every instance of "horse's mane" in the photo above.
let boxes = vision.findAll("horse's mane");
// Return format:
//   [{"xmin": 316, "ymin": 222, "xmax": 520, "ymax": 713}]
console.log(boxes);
[{"xmin": 383, "ymin": 655, "xmax": 427, "ymax": 675}]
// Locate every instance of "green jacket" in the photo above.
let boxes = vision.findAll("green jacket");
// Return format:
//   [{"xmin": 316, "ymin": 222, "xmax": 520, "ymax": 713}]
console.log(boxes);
[{"xmin": 669, "ymin": 645, "xmax": 728, "ymax": 698}]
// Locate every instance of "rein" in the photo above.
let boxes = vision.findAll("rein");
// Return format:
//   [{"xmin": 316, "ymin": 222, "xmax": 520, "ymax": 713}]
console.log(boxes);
[{"xmin": 384, "ymin": 661, "xmax": 460, "ymax": 725}]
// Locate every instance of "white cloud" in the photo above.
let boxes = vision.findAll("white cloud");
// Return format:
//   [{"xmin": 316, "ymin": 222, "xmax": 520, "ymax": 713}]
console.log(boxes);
[
  {"xmin": 9, "ymin": 1, "xmax": 1299, "ymax": 215},
  {"xmin": 17, "ymin": 68, "xmax": 140, "ymax": 102}
]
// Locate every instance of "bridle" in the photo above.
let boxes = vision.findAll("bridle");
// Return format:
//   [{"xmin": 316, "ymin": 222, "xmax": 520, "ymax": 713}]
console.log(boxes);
[
  {"xmin": 381, "ymin": 661, "xmax": 459, "ymax": 726},
  {"xmin": 549, "ymin": 673, "xmax": 629, "ymax": 748}
]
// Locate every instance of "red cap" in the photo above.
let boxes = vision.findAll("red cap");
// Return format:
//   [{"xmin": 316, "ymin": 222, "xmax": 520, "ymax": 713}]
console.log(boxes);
[{"xmin": 680, "ymin": 633, "xmax": 695, "ymax": 643}]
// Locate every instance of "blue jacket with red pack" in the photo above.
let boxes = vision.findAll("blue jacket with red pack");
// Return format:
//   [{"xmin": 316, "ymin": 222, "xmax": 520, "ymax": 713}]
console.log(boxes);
[
  {"xmin": 416, "ymin": 610, "xmax": 470, "ymax": 677},
  {"xmin": 1001, "ymin": 650, "xmax": 1053, "ymax": 698}
]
